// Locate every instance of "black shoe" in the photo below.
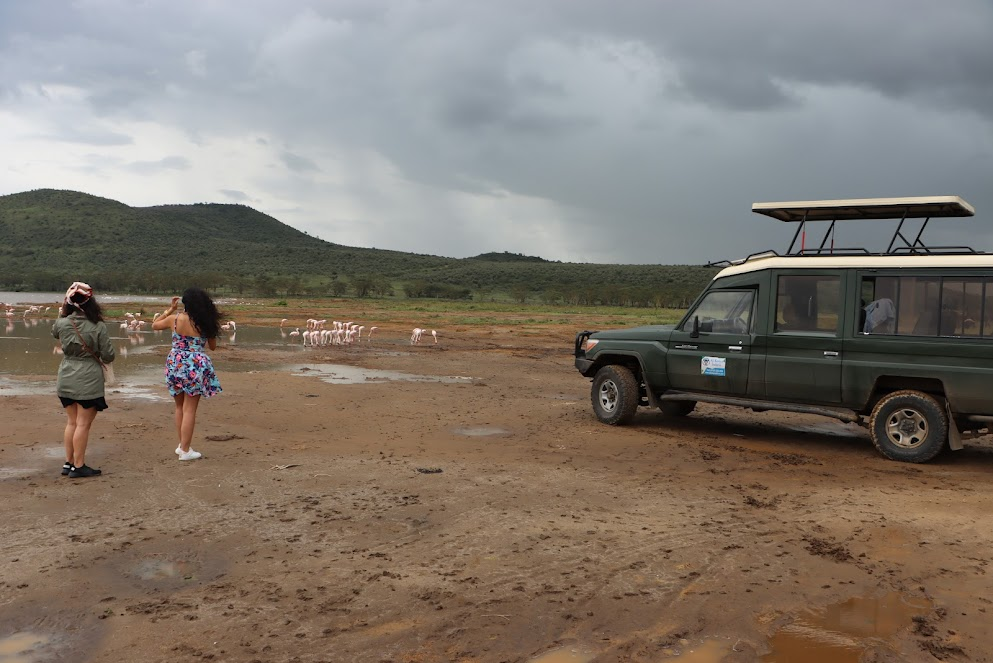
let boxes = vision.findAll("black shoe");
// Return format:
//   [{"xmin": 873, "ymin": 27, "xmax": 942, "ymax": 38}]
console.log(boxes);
[
  {"xmin": 62, "ymin": 462, "xmax": 72, "ymax": 476},
  {"xmin": 68, "ymin": 464, "xmax": 101, "ymax": 478}
]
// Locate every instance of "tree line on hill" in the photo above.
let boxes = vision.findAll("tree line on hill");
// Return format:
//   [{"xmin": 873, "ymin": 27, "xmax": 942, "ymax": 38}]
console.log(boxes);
[{"xmin": 0, "ymin": 188, "xmax": 717, "ymax": 307}]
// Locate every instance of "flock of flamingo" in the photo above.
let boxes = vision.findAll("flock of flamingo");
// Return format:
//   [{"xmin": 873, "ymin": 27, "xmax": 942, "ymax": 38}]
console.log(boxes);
[
  {"xmin": 280, "ymin": 318, "xmax": 438, "ymax": 346},
  {"xmin": 4, "ymin": 302, "xmax": 439, "ymax": 348}
]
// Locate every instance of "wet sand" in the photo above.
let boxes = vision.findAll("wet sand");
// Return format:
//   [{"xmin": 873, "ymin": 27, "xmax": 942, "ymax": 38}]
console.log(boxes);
[{"xmin": 2, "ymin": 322, "xmax": 991, "ymax": 662}]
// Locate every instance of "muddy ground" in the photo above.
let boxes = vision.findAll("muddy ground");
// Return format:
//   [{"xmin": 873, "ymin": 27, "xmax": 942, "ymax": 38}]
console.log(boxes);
[{"xmin": 2, "ymin": 318, "xmax": 992, "ymax": 662}]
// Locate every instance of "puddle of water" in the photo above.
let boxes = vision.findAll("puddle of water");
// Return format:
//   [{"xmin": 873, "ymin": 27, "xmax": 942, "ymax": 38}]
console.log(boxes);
[
  {"xmin": 132, "ymin": 558, "xmax": 196, "ymax": 581},
  {"xmin": 666, "ymin": 639, "xmax": 732, "ymax": 661},
  {"xmin": 0, "ymin": 632, "xmax": 49, "ymax": 663},
  {"xmin": 529, "ymin": 646, "xmax": 595, "ymax": 663},
  {"xmin": 291, "ymin": 363, "xmax": 472, "ymax": 385},
  {"xmin": 763, "ymin": 592, "xmax": 932, "ymax": 662},
  {"xmin": 454, "ymin": 426, "xmax": 511, "ymax": 437}
]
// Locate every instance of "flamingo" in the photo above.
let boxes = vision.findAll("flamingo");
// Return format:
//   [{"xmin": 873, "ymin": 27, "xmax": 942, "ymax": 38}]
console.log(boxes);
[
  {"xmin": 367, "ymin": 326, "xmax": 378, "ymax": 341},
  {"xmin": 280, "ymin": 318, "xmax": 288, "ymax": 328},
  {"xmin": 289, "ymin": 327, "xmax": 300, "ymax": 337},
  {"xmin": 411, "ymin": 328, "xmax": 438, "ymax": 345},
  {"xmin": 221, "ymin": 321, "xmax": 237, "ymax": 332}
]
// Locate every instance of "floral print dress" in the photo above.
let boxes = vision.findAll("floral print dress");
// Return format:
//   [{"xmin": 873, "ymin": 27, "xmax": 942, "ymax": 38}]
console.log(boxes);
[{"xmin": 166, "ymin": 321, "xmax": 222, "ymax": 398}]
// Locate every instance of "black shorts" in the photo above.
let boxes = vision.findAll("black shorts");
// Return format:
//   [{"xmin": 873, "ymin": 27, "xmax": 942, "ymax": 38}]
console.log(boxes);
[{"xmin": 59, "ymin": 396, "xmax": 109, "ymax": 411}]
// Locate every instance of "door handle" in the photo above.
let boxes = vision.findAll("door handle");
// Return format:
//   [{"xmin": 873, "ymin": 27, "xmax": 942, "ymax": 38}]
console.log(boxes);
[
  {"xmin": 728, "ymin": 345, "xmax": 743, "ymax": 352},
  {"xmin": 674, "ymin": 344, "xmax": 698, "ymax": 350},
  {"xmin": 823, "ymin": 350, "xmax": 839, "ymax": 357}
]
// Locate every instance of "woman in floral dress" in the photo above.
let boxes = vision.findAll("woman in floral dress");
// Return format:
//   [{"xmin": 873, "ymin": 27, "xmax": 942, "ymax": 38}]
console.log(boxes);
[{"xmin": 152, "ymin": 288, "xmax": 223, "ymax": 461}]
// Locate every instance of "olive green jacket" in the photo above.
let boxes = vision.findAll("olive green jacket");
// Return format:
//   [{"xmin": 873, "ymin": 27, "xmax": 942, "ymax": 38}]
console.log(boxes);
[{"xmin": 52, "ymin": 314, "xmax": 116, "ymax": 400}]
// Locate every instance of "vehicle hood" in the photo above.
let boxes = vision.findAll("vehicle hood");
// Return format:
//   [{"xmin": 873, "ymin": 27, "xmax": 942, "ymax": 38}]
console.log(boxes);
[{"xmin": 592, "ymin": 325, "xmax": 676, "ymax": 341}]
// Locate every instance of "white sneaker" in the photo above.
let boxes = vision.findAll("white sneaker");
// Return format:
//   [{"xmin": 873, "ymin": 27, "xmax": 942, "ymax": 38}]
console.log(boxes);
[{"xmin": 178, "ymin": 449, "xmax": 202, "ymax": 461}]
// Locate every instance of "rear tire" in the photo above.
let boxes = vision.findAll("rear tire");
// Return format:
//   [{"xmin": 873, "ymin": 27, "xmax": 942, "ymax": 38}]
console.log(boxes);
[
  {"xmin": 869, "ymin": 390, "xmax": 947, "ymax": 463},
  {"xmin": 591, "ymin": 365, "xmax": 639, "ymax": 425},
  {"xmin": 660, "ymin": 400, "xmax": 696, "ymax": 417}
]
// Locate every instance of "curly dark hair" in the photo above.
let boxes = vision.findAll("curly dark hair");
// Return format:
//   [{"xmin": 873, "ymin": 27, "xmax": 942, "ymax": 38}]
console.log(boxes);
[
  {"xmin": 61, "ymin": 294, "xmax": 104, "ymax": 323},
  {"xmin": 181, "ymin": 287, "xmax": 222, "ymax": 339}
]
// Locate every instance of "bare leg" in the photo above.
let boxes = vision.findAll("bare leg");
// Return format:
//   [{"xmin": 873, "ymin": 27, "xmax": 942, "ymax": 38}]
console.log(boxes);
[
  {"xmin": 180, "ymin": 394, "xmax": 201, "ymax": 452},
  {"xmin": 71, "ymin": 406, "xmax": 99, "ymax": 467},
  {"xmin": 64, "ymin": 403, "xmax": 78, "ymax": 463},
  {"xmin": 173, "ymin": 393, "xmax": 185, "ymax": 449}
]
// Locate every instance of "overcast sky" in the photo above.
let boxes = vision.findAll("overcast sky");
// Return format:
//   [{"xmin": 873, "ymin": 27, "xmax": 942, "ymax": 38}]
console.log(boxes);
[{"xmin": 2, "ymin": 1, "xmax": 992, "ymax": 264}]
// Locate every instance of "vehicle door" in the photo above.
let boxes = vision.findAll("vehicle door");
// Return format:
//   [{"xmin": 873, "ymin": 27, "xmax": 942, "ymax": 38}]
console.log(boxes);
[
  {"xmin": 667, "ymin": 289, "xmax": 755, "ymax": 394},
  {"xmin": 763, "ymin": 273, "xmax": 845, "ymax": 404}
]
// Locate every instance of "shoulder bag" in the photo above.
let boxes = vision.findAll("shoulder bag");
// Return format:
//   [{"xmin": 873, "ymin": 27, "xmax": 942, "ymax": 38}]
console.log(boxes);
[{"xmin": 68, "ymin": 318, "xmax": 116, "ymax": 386}]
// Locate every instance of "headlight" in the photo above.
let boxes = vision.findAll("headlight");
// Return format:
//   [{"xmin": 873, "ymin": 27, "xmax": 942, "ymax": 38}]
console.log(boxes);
[{"xmin": 584, "ymin": 339, "xmax": 599, "ymax": 352}]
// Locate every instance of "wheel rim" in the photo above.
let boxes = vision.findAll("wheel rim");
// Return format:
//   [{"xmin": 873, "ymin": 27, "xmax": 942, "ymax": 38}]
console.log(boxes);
[
  {"xmin": 885, "ymin": 408, "xmax": 928, "ymax": 449},
  {"xmin": 598, "ymin": 379, "xmax": 619, "ymax": 413}
]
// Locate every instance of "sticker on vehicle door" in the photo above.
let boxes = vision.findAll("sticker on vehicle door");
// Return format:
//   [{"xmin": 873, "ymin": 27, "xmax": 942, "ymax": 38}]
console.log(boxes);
[{"xmin": 701, "ymin": 356, "xmax": 726, "ymax": 376}]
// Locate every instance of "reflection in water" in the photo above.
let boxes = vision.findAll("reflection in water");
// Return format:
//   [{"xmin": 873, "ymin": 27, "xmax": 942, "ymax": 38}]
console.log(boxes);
[
  {"xmin": 763, "ymin": 592, "xmax": 932, "ymax": 662},
  {"xmin": 291, "ymin": 364, "xmax": 473, "ymax": 385}
]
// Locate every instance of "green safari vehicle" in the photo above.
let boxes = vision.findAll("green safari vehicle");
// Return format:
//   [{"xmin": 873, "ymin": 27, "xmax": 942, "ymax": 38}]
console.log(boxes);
[{"xmin": 575, "ymin": 196, "xmax": 993, "ymax": 463}]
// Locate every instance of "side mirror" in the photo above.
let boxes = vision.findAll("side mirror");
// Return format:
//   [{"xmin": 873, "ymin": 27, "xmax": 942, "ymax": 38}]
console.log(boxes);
[{"xmin": 691, "ymin": 315, "xmax": 700, "ymax": 338}]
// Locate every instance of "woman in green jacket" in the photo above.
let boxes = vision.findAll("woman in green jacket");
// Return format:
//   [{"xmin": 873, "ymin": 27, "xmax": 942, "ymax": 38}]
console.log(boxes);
[{"xmin": 52, "ymin": 282, "xmax": 115, "ymax": 478}]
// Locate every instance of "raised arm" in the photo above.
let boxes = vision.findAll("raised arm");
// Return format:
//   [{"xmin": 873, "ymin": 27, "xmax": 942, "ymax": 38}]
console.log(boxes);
[{"xmin": 152, "ymin": 296, "xmax": 180, "ymax": 331}]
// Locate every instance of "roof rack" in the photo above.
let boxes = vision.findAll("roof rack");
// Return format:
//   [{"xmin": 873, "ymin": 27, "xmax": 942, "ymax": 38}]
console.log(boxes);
[{"xmin": 751, "ymin": 196, "xmax": 977, "ymax": 256}]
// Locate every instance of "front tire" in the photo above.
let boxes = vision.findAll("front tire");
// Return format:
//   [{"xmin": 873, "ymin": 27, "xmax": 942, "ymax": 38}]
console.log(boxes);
[
  {"xmin": 869, "ymin": 390, "xmax": 948, "ymax": 463},
  {"xmin": 591, "ymin": 365, "xmax": 639, "ymax": 425}
]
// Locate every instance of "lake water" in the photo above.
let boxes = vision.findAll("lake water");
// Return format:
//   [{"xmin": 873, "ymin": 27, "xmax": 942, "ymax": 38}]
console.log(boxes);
[
  {"xmin": 1, "ymin": 313, "xmax": 466, "ymax": 399},
  {"xmin": 1, "ymin": 290, "xmax": 173, "ymax": 306},
  {"xmin": 0, "ymin": 315, "xmax": 302, "ymax": 399}
]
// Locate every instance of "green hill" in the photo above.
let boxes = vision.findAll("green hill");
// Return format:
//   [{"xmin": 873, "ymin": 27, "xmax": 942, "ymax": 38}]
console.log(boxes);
[{"xmin": 0, "ymin": 188, "xmax": 716, "ymax": 305}]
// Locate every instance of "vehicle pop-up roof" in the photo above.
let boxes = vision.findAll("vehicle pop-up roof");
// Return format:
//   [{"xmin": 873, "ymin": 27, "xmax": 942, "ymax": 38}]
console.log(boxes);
[{"xmin": 749, "ymin": 196, "xmax": 976, "ymax": 256}]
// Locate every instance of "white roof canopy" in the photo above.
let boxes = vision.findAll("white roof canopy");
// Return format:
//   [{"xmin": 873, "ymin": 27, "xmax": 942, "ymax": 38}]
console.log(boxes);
[{"xmin": 752, "ymin": 196, "xmax": 975, "ymax": 222}]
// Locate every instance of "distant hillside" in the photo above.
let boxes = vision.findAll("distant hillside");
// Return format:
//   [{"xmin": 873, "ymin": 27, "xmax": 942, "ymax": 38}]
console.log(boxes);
[
  {"xmin": 0, "ymin": 189, "xmax": 716, "ymax": 305},
  {"xmin": 470, "ymin": 251, "xmax": 550, "ymax": 263}
]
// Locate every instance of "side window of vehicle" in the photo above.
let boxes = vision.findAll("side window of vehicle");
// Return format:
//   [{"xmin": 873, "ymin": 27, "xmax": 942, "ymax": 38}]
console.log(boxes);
[
  {"xmin": 775, "ymin": 275, "xmax": 840, "ymax": 334},
  {"xmin": 940, "ymin": 279, "xmax": 982, "ymax": 337},
  {"xmin": 680, "ymin": 290, "xmax": 754, "ymax": 334},
  {"xmin": 860, "ymin": 276, "xmax": 898, "ymax": 334},
  {"xmin": 861, "ymin": 276, "xmax": 986, "ymax": 337}
]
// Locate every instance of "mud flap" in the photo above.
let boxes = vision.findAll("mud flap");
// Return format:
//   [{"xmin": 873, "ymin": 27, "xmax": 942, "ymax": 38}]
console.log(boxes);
[{"xmin": 946, "ymin": 401, "xmax": 963, "ymax": 451}]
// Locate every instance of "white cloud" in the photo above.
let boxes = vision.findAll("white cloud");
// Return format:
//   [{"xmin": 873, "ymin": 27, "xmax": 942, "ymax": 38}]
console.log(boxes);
[{"xmin": 1, "ymin": 0, "xmax": 991, "ymax": 264}]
